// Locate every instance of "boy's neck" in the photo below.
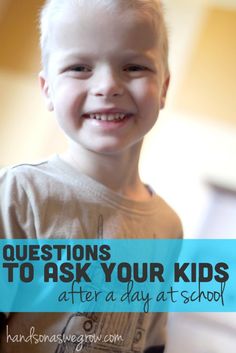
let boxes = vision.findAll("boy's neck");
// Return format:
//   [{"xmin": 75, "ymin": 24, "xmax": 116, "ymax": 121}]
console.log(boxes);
[{"xmin": 61, "ymin": 143, "xmax": 152, "ymax": 201}]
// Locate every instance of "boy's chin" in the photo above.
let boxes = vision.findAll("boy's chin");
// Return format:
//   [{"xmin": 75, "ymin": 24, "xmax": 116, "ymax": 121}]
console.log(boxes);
[
  {"xmin": 77, "ymin": 140, "xmax": 142, "ymax": 156},
  {"xmin": 86, "ymin": 144, "xmax": 131, "ymax": 156}
]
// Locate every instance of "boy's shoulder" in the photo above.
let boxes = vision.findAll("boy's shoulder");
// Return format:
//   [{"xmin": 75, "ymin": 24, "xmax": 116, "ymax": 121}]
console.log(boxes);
[
  {"xmin": 0, "ymin": 155, "xmax": 85, "ymax": 200},
  {"xmin": 0, "ymin": 155, "xmax": 64, "ymax": 182},
  {"xmin": 0, "ymin": 158, "xmax": 49, "ymax": 185},
  {"xmin": 1, "ymin": 158, "xmax": 49, "ymax": 175},
  {"xmin": 0, "ymin": 157, "xmax": 60, "ymax": 197},
  {"xmin": 154, "ymin": 193, "xmax": 183, "ymax": 239}
]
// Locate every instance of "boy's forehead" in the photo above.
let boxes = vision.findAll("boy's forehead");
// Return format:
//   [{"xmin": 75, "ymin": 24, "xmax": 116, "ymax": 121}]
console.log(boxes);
[{"xmin": 50, "ymin": 4, "xmax": 161, "ymax": 54}]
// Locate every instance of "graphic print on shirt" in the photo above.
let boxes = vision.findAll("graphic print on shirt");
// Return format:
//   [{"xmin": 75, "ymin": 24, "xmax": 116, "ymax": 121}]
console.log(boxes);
[
  {"xmin": 54, "ymin": 312, "xmax": 148, "ymax": 353},
  {"xmin": 54, "ymin": 215, "xmax": 147, "ymax": 352}
]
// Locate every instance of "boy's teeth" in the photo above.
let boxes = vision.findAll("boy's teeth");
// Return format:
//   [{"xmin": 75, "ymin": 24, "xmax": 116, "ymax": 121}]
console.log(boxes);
[{"xmin": 89, "ymin": 113, "xmax": 126, "ymax": 121}]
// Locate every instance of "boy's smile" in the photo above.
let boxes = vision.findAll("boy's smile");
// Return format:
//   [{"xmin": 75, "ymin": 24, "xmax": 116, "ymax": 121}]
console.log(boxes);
[{"xmin": 40, "ymin": 3, "xmax": 169, "ymax": 156}]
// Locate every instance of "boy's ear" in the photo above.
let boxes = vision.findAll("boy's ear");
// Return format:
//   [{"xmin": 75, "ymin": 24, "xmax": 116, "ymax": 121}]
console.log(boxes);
[
  {"xmin": 160, "ymin": 74, "xmax": 170, "ymax": 109},
  {"xmin": 38, "ymin": 71, "xmax": 54, "ymax": 111}
]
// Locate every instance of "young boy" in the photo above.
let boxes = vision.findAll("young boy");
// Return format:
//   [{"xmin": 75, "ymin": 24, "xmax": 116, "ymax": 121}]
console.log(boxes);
[{"xmin": 0, "ymin": 0, "xmax": 183, "ymax": 352}]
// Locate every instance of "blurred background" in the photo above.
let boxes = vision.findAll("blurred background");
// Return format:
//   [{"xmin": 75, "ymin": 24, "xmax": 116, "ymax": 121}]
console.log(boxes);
[
  {"xmin": 1, "ymin": 0, "xmax": 236, "ymax": 238},
  {"xmin": 1, "ymin": 0, "xmax": 236, "ymax": 237},
  {"xmin": 0, "ymin": 0, "xmax": 236, "ymax": 351}
]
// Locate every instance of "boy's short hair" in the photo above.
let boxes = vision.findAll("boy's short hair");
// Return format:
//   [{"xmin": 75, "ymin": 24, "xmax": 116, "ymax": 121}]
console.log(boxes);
[{"xmin": 39, "ymin": 0, "xmax": 169, "ymax": 74}]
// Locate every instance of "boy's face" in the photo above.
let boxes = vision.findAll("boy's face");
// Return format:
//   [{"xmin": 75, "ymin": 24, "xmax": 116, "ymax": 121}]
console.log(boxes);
[{"xmin": 40, "ymin": 4, "xmax": 169, "ymax": 155}]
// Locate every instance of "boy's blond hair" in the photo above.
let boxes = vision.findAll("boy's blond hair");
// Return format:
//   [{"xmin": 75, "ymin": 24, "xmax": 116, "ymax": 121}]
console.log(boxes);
[{"xmin": 39, "ymin": 0, "xmax": 169, "ymax": 74}]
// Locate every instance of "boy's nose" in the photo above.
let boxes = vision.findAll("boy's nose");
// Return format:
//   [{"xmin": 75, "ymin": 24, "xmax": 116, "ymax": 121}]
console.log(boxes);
[{"xmin": 90, "ymin": 67, "xmax": 124, "ymax": 98}]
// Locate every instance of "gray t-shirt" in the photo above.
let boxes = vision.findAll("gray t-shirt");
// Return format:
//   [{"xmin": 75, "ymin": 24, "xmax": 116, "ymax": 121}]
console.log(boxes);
[{"xmin": 0, "ymin": 155, "xmax": 183, "ymax": 353}]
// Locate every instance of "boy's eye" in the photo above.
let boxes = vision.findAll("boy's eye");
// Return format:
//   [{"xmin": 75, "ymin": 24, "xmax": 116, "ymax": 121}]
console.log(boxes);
[
  {"xmin": 70, "ymin": 65, "xmax": 91, "ymax": 72},
  {"xmin": 124, "ymin": 65, "xmax": 147, "ymax": 72}
]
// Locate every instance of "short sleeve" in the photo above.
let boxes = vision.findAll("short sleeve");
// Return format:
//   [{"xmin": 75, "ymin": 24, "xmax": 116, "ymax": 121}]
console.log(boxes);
[{"xmin": 0, "ymin": 167, "xmax": 35, "ymax": 239}]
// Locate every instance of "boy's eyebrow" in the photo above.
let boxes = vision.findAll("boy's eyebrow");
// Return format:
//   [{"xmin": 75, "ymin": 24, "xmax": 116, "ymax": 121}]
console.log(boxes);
[
  {"xmin": 118, "ymin": 50, "xmax": 160, "ymax": 68},
  {"xmin": 121, "ymin": 50, "xmax": 157, "ymax": 61},
  {"xmin": 55, "ymin": 49, "xmax": 158, "ymax": 63}
]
